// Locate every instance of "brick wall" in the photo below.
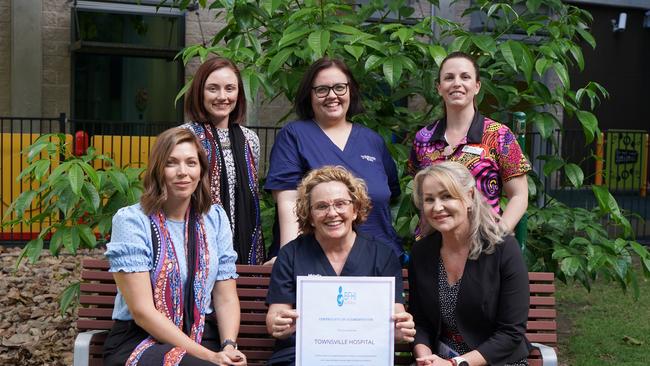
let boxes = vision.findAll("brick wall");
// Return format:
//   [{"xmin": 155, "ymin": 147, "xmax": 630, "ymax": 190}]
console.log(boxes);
[
  {"xmin": 42, "ymin": 0, "xmax": 70, "ymax": 117},
  {"xmin": 0, "ymin": 0, "xmax": 11, "ymax": 116}
]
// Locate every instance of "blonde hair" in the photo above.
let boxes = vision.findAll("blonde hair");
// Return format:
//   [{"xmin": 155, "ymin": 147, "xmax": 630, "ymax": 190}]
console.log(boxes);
[
  {"xmin": 412, "ymin": 162, "xmax": 508, "ymax": 259},
  {"xmin": 295, "ymin": 166, "xmax": 371, "ymax": 235}
]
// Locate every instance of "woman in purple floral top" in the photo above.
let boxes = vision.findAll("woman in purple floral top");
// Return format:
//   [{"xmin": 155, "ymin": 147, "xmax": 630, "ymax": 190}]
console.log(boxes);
[{"xmin": 408, "ymin": 52, "xmax": 531, "ymax": 234}]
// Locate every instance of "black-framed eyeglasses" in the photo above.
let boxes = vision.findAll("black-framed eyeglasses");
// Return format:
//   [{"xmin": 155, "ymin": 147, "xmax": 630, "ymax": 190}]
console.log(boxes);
[{"xmin": 312, "ymin": 83, "xmax": 349, "ymax": 98}]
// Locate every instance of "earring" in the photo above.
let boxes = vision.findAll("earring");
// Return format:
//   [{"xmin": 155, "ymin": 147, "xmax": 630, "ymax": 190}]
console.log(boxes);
[{"xmin": 467, "ymin": 206, "xmax": 472, "ymax": 213}]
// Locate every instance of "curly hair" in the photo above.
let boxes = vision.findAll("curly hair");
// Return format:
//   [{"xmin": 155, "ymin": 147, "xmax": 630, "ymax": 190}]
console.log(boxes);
[
  {"xmin": 412, "ymin": 161, "xmax": 508, "ymax": 259},
  {"xmin": 295, "ymin": 166, "xmax": 372, "ymax": 235}
]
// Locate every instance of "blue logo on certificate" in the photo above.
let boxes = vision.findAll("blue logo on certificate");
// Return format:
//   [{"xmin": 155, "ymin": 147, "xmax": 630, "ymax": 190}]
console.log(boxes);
[{"xmin": 336, "ymin": 285, "xmax": 357, "ymax": 306}]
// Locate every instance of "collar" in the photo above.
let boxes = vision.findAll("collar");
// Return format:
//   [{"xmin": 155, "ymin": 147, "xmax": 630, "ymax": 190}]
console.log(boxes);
[{"xmin": 429, "ymin": 110, "xmax": 485, "ymax": 144}]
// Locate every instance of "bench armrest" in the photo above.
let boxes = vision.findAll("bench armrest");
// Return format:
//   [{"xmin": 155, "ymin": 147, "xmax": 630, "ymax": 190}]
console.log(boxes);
[
  {"xmin": 73, "ymin": 330, "xmax": 108, "ymax": 366},
  {"xmin": 530, "ymin": 342, "xmax": 557, "ymax": 366}
]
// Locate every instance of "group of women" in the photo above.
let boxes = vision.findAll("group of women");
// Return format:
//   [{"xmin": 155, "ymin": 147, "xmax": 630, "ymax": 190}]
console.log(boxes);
[{"xmin": 102, "ymin": 51, "xmax": 532, "ymax": 366}]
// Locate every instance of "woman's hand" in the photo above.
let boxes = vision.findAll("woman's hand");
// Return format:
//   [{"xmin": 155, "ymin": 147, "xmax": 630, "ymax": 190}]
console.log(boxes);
[
  {"xmin": 263, "ymin": 256, "xmax": 276, "ymax": 266},
  {"xmin": 270, "ymin": 308, "xmax": 299, "ymax": 339},
  {"xmin": 393, "ymin": 311, "xmax": 416, "ymax": 343},
  {"xmin": 415, "ymin": 354, "xmax": 452, "ymax": 366},
  {"xmin": 207, "ymin": 347, "xmax": 247, "ymax": 365}
]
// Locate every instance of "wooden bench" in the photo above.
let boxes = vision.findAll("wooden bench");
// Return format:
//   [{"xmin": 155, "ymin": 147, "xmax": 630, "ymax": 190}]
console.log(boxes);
[{"xmin": 74, "ymin": 260, "xmax": 557, "ymax": 366}]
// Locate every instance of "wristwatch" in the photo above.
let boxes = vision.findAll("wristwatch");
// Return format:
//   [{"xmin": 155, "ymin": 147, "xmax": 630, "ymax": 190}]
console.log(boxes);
[
  {"xmin": 451, "ymin": 356, "xmax": 469, "ymax": 366},
  {"xmin": 220, "ymin": 338, "xmax": 238, "ymax": 350}
]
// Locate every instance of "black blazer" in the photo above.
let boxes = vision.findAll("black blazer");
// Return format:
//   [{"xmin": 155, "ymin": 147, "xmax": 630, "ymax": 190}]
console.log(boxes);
[{"xmin": 408, "ymin": 232, "xmax": 531, "ymax": 366}]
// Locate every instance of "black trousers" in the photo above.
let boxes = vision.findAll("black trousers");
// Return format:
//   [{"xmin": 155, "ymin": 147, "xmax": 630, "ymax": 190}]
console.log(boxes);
[{"xmin": 103, "ymin": 318, "xmax": 220, "ymax": 366}]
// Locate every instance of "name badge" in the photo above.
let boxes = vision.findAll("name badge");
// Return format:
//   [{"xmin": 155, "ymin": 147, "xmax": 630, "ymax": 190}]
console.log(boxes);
[{"xmin": 461, "ymin": 145, "xmax": 483, "ymax": 155}]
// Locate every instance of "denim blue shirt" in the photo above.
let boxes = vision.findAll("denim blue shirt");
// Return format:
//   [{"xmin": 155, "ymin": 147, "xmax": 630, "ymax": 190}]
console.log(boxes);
[{"xmin": 105, "ymin": 203, "xmax": 238, "ymax": 320}]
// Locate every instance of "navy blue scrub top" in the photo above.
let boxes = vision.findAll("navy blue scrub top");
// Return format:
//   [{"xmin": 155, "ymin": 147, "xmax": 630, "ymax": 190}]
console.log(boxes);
[
  {"xmin": 265, "ymin": 233, "xmax": 404, "ymax": 365},
  {"xmin": 264, "ymin": 120, "xmax": 402, "ymax": 256}
]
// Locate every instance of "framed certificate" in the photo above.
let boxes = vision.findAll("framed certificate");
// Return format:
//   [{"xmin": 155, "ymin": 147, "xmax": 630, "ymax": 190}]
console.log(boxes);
[{"xmin": 296, "ymin": 276, "xmax": 395, "ymax": 366}]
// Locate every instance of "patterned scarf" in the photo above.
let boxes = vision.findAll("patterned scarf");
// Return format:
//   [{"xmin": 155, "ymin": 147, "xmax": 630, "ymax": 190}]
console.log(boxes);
[
  {"xmin": 125, "ymin": 207, "xmax": 210, "ymax": 365},
  {"xmin": 184, "ymin": 122, "xmax": 264, "ymax": 265}
]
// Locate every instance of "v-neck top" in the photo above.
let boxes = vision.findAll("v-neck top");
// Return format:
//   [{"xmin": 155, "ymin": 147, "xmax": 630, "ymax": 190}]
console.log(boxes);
[
  {"xmin": 265, "ymin": 232, "xmax": 404, "ymax": 364},
  {"xmin": 264, "ymin": 119, "xmax": 402, "ymax": 256}
]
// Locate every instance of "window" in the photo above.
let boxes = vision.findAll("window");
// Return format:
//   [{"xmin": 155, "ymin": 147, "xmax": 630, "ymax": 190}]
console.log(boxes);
[{"xmin": 71, "ymin": 1, "xmax": 184, "ymax": 134}]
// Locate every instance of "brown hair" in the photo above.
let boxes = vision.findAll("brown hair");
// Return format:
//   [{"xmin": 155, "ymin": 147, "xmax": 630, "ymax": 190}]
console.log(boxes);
[
  {"xmin": 184, "ymin": 57, "xmax": 247, "ymax": 125},
  {"xmin": 437, "ymin": 51, "xmax": 481, "ymax": 83},
  {"xmin": 295, "ymin": 166, "xmax": 371, "ymax": 235},
  {"xmin": 412, "ymin": 162, "xmax": 507, "ymax": 259},
  {"xmin": 294, "ymin": 57, "xmax": 363, "ymax": 121},
  {"xmin": 141, "ymin": 128, "xmax": 212, "ymax": 215}
]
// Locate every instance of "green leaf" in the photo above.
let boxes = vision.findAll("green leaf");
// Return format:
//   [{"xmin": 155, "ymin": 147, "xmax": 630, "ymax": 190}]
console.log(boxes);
[
  {"xmin": 543, "ymin": 157, "xmax": 565, "ymax": 176},
  {"xmin": 569, "ymin": 44, "xmax": 585, "ymax": 71},
  {"xmin": 59, "ymin": 282, "xmax": 80, "ymax": 316},
  {"xmin": 383, "ymin": 56, "xmax": 403, "ymax": 88},
  {"xmin": 241, "ymin": 69, "xmax": 260, "ymax": 103},
  {"xmin": 471, "ymin": 35, "xmax": 497, "ymax": 54},
  {"xmin": 532, "ymin": 113, "xmax": 555, "ymax": 140},
  {"xmin": 343, "ymin": 45, "xmax": 364, "ymax": 61},
  {"xmin": 79, "ymin": 161, "xmax": 100, "ymax": 187},
  {"xmin": 16, "ymin": 238, "xmax": 43, "ymax": 269},
  {"xmin": 67, "ymin": 226, "xmax": 81, "ymax": 255},
  {"xmin": 520, "ymin": 46, "xmax": 534, "ymax": 84},
  {"xmin": 49, "ymin": 228, "xmax": 64, "ymax": 256},
  {"xmin": 535, "ymin": 58, "xmax": 550, "ymax": 77},
  {"xmin": 33, "ymin": 159, "xmax": 51, "ymax": 181},
  {"xmin": 428, "ymin": 45, "xmax": 447, "ymax": 66},
  {"xmin": 107, "ymin": 170, "xmax": 128, "ymax": 195},
  {"xmin": 329, "ymin": 24, "xmax": 362, "ymax": 35},
  {"xmin": 278, "ymin": 29, "xmax": 310, "ymax": 49},
  {"xmin": 394, "ymin": 27, "xmax": 414, "ymax": 45},
  {"xmin": 576, "ymin": 26, "xmax": 596, "ymax": 49},
  {"xmin": 68, "ymin": 164, "xmax": 84, "ymax": 196},
  {"xmin": 560, "ymin": 256, "xmax": 581, "ymax": 277},
  {"xmin": 268, "ymin": 48, "xmax": 294, "ymax": 74},
  {"xmin": 364, "ymin": 55, "xmax": 383, "ymax": 71},
  {"xmin": 564, "ymin": 163, "xmax": 584, "ymax": 188},
  {"xmin": 553, "ymin": 62, "xmax": 570, "ymax": 88},
  {"xmin": 576, "ymin": 110, "xmax": 598, "ymax": 144},
  {"xmin": 78, "ymin": 224, "xmax": 97, "ymax": 248},
  {"xmin": 81, "ymin": 182, "xmax": 101, "ymax": 211},
  {"xmin": 307, "ymin": 30, "xmax": 331, "ymax": 58},
  {"xmin": 174, "ymin": 78, "xmax": 192, "ymax": 106},
  {"xmin": 499, "ymin": 41, "xmax": 517, "ymax": 72},
  {"xmin": 7, "ymin": 190, "xmax": 37, "ymax": 219}
]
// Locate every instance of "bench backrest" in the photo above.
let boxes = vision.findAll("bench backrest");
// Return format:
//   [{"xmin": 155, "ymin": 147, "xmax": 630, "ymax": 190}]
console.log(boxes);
[{"xmin": 78, "ymin": 260, "xmax": 556, "ymax": 366}]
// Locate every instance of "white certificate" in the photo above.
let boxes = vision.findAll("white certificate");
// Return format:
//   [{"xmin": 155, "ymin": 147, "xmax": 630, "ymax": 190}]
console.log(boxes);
[{"xmin": 296, "ymin": 276, "xmax": 395, "ymax": 366}]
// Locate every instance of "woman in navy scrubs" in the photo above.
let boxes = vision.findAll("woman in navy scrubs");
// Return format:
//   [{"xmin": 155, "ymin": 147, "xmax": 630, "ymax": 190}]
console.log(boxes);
[
  {"xmin": 264, "ymin": 57, "xmax": 402, "ymax": 262},
  {"xmin": 265, "ymin": 166, "xmax": 415, "ymax": 366}
]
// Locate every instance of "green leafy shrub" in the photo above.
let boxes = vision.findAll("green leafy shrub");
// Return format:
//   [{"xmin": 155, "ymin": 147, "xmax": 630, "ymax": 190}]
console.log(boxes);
[{"xmin": 2, "ymin": 133, "xmax": 144, "ymax": 312}]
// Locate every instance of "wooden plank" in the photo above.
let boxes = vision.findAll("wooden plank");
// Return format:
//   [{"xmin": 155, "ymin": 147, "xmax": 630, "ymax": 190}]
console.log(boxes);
[
  {"xmin": 77, "ymin": 319, "xmax": 114, "ymax": 331},
  {"xmin": 527, "ymin": 320, "xmax": 557, "ymax": 331},
  {"xmin": 79, "ymin": 295, "xmax": 116, "ymax": 306},
  {"xmin": 530, "ymin": 297, "xmax": 555, "ymax": 306},
  {"xmin": 78, "ymin": 308, "xmax": 114, "ymax": 318},
  {"xmin": 530, "ymin": 283, "xmax": 555, "ymax": 294},
  {"xmin": 526, "ymin": 333, "xmax": 558, "ymax": 344},
  {"xmin": 237, "ymin": 288, "xmax": 268, "ymax": 297},
  {"xmin": 83, "ymin": 259, "xmax": 110, "ymax": 270},
  {"xmin": 80, "ymin": 283, "xmax": 117, "ymax": 294},
  {"xmin": 81, "ymin": 270, "xmax": 115, "ymax": 282},
  {"xmin": 528, "ymin": 308, "xmax": 557, "ymax": 319},
  {"xmin": 528, "ymin": 272, "xmax": 555, "ymax": 282}
]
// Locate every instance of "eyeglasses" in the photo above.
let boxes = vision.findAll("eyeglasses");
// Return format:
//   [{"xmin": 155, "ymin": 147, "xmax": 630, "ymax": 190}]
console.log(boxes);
[
  {"xmin": 311, "ymin": 199, "xmax": 353, "ymax": 215},
  {"xmin": 312, "ymin": 83, "xmax": 349, "ymax": 98}
]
